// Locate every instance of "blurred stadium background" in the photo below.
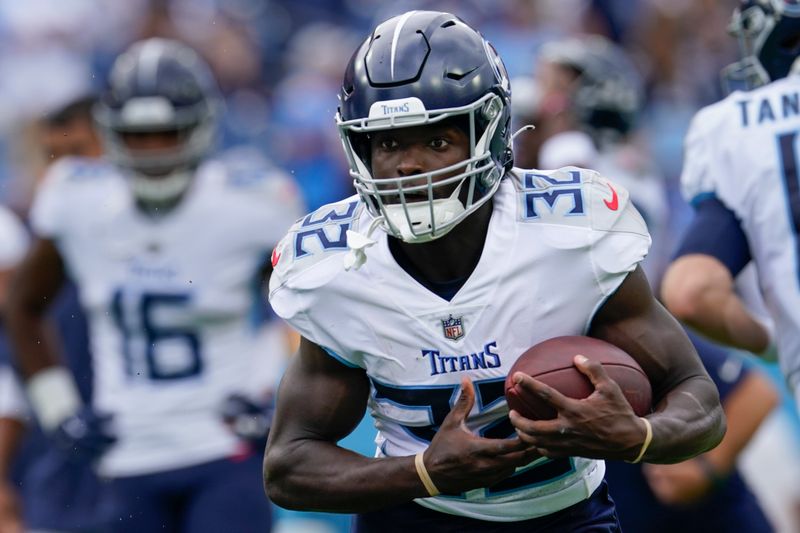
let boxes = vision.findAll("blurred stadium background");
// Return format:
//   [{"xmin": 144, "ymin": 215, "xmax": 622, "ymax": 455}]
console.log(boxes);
[{"xmin": 1, "ymin": 0, "xmax": 799, "ymax": 532}]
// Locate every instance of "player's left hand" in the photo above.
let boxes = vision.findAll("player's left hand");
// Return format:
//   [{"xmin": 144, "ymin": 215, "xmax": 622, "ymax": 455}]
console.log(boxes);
[
  {"xmin": 642, "ymin": 460, "xmax": 715, "ymax": 505},
  {"xmin": 508, "ymin": 355, "xmax": 647, "ymax": 461},
  {"xmin": 220, "ymin": 393, "xmax": 274, "ymax": 450}
]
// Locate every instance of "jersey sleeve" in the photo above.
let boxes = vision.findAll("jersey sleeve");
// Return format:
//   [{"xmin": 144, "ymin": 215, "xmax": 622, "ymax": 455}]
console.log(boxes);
[
  {"xmin": 674, "ymin": 196, "xmax": 752, "ymax": 276},
  {"xmin": 268, "ymin": 198, "xmax": 366, "ymax": 368},
  {"xmin": 584, "ymin": 171, "xmax": 652, "ymax": 297},
  {"xmin": 680, "ymin": 104, "xmax": 730, "ymax": 205},
  {"xmin": 0, "ymin": 206, "xmax": 29, "ymax": 269}
]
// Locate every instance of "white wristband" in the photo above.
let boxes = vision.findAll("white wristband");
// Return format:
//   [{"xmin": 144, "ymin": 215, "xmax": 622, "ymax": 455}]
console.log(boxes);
[{"xmin": 26, "ymin": 367, "xmax": 81, "ymax": 431}]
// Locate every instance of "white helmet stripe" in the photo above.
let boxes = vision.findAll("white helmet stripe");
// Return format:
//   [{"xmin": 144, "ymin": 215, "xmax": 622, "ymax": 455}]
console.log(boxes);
[
  {"xmin": 137, "ymin": 38, "xmax": 168, "ymax": 90},
  {"xmin": 390, "ymin": 10, "xmax": 417, "ymax": 80}
]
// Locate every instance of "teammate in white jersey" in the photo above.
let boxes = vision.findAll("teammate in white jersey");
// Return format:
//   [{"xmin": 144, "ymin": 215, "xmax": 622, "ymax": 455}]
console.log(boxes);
[
  {"xmin": 264, "ymin": 11, "xmax": 724, "ymax": 531},
  {"xmin": 662, "ymin": 0, "xmax": 800, "ymax": 400},
  {"xmin": 6, "ymin": 39, "xmax": 302, "ymax": 532},
  {"xmin": 518, "ymin": 34, "xmax": 782, "ymax": 532}
]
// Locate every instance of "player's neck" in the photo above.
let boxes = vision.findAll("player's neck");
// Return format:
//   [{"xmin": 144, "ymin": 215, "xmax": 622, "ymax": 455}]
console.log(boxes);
[{"xmin": 389, "ymin": 199, "xmax": 493, "ymax": 285}]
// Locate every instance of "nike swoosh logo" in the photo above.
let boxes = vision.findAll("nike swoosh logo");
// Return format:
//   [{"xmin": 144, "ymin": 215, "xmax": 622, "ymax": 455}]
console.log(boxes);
[
  {"xmin": 271, "ymin": 247, "xmax": 282, "ymax": 268},
  {"xmin": 604, "ymin": 183, "xmax": 619, "ymax": 211}
]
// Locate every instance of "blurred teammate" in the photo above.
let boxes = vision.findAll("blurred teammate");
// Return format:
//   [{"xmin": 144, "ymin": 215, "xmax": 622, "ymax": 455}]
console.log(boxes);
[
  {"xmin": 517, "ymin": 33, "xmax": 779, "ymax": 532},
  {"xmin": 661, "ymin": 0, "xmax": 800, "ymax": 402},
  {"xmin": 7, "ymin": 38, "xmax": 302, "ymax": 532},
  {"xmin": 264, "ymin": 11, "xmax": 724, "ymax": 531}
]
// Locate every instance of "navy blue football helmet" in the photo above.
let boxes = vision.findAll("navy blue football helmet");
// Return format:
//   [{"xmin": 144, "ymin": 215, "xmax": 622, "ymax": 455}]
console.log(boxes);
[
  {"xmin": 723, "ymin": 0, "xmax": 800, "ymax": 92},
  {"xmin": 94, "ymin": 38, "xmax": 220, "ymax": 203},
  {"xmin": 538, "ymin": 35, "xmax": 643, "ymax": 146},
  {"xmin": 336, "ymin": 11, "xmax": 513, "ymax": 243}
]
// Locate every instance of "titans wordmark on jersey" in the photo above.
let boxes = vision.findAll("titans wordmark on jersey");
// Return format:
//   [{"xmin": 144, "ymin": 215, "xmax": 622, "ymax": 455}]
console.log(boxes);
[
  {"xmin": 682, "ymin": 75, "xmax": 800, "ymax": 394},
  {"xmin": 31, "ymin": 156, "xmax": 303, "ymax": 477},
  {"xmin": 269, "ymin": 167, "xmax": 650, "ymax": 521}
]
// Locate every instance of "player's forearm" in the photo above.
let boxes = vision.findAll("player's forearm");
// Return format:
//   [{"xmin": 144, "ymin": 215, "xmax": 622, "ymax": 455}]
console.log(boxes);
[
  {"xmin": 662, "ymin": 259, "xmax": 769, "ymax": 353},
  {"xmin": 265, "ymin": 439, "xmax": 428, "ymax": 513},
  {"xmin": 643, "ymin": 375, "xmax": 726, "ymax": 464},
  {"xmin": 686, "ymin": 290, "xmax": 769, "ymax": 353},
  {"xmin": 0, "ymin": 419, "xmax": 25, "ymax": 479}
]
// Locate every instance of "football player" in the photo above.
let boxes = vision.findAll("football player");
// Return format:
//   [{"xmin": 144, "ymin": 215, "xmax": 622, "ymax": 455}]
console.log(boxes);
[
  {"xmin": 6, "ymin": 38, "xmax": 302, "ymax": 532},
  {"xmin": 517, "ymin": 33, "xmax": 779, "ymax": 533},
  {"xmin": 661, "ymin": 0, "xmax": 800, "ymax": 400},
  {"xmin": 264, "ymin": 11, "xmax": 724, "ymax": 531}
]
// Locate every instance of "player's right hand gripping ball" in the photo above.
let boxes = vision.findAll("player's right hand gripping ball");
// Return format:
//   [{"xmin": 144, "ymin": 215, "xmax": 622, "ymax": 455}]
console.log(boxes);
[{"xmin": 504, "ymin": 336, "xmax": 652, "ymax": 420}]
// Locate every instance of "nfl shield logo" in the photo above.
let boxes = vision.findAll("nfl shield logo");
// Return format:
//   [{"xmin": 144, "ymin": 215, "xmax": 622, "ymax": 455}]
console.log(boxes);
[{"xmin": 442, "ymin": 315, "xmax": 464, "ymax": 341}]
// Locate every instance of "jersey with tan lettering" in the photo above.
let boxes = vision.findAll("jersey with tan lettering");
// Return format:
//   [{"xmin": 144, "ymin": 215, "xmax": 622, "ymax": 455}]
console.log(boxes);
[
  {"xmin": 269, "ymin": 167, "xmax": 650, "ymax": 521},
  {"xmin": 31, "ymin": 155, "xmax": 302, "ymax": 476},
  {"xmin": 682, "ymin": 74, "xmax": 800, "ymax": 392}
]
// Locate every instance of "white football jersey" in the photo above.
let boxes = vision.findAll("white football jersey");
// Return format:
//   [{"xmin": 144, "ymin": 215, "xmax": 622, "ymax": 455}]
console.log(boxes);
[
  {"xmin": 681, "ymin": 75, "xmax": 800, "ymax": 393},
  {"xmin": 540, "ymin": 130, "xmax": 670, "ymax": 287},
  {"xmin": 270, "ymin": 167, "xmax": 650, "ymax": 521},
  {"xmin": 31, "ymin": 155, "xmax": 303, "ymax": 476}
]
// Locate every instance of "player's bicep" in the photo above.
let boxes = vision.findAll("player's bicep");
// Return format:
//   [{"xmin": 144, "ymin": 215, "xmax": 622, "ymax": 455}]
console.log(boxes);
[
  {"xmin": 270, "ymin": 336, "xmax": 370, "ymax": 445},
  {"xmin": 588, "ymin": 266, "xmax": 709, "ymax": 403}
]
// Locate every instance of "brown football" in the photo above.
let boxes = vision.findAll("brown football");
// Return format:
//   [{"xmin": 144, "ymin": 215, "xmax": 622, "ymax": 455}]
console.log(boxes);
[{"xmin": 504, "ymin": 336, "xmax": 652, "ymax": 420}]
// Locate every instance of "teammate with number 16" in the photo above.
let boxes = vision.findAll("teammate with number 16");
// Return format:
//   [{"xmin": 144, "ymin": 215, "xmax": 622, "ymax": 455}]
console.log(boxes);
[
  {"xmin": 265, "ymin": 10, "xmax": 724, "ymax": 531},
  {"xmin": 6, "ymin": 39, "xmax": 303, "ymax": 532}
]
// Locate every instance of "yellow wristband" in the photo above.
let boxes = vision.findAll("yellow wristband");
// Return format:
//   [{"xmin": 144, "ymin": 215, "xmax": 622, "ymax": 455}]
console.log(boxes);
[
  {"xmin": 414, "ymin": 451, "xmax": 440, "ymax": 497},
  {"xmin": 627, "ymin": 417, "xmax": 653, "ymax": 464}
]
